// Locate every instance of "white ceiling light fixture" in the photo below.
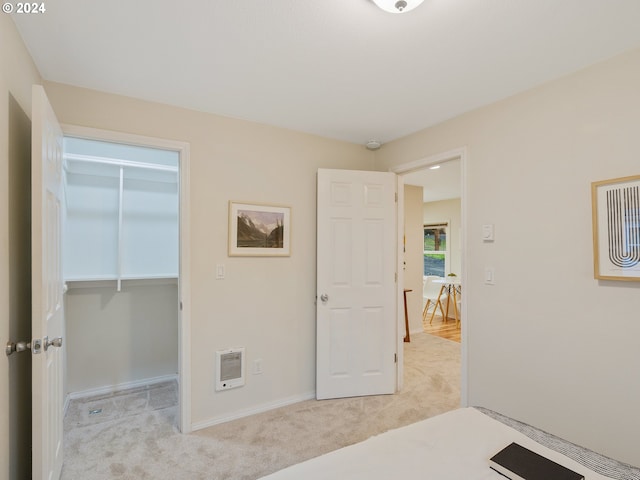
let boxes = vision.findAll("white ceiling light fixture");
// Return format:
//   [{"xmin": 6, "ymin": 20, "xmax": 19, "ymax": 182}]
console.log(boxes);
[{"xmin": 372, "ymin": 0, "xmax": 425, "ymax": 14}]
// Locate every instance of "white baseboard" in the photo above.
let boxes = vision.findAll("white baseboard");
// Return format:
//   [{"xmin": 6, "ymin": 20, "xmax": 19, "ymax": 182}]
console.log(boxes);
[
  {"xmin": 68, "ymin": 374, "xmax": 179, "ymax": 400},
  {"xmin": 191, "ymin": 391, "xmax": 316, "ymax": 432}
]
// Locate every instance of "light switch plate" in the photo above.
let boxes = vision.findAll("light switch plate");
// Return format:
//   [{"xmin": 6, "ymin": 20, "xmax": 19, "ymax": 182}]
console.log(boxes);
[
  {"xmin": 216, "ymin": 264, "xmax": 225, "ymax": 279},
  {"xmin": 482, "ymin": 224, "xmax": 495, "ymax": 242}
]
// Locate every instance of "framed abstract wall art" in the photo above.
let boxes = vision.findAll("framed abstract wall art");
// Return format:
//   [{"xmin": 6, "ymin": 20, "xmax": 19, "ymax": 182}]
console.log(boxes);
[
  {"xmin": 228, "ymin": 201, "xmax": 291, "ymax": 256},
  {"xmin": 591, "ymin": 175, "xmax": 640, "ymax": 281}
]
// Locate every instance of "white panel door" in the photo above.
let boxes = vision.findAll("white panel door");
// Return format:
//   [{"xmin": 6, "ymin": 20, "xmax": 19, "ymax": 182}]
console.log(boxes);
[
  {"xmin": 32, "ymin": 85, "xmax": 65, "ymax": 480},
  {"xmin": 316, "ymin": 168, "xmax": 397, "ymax": 400}
]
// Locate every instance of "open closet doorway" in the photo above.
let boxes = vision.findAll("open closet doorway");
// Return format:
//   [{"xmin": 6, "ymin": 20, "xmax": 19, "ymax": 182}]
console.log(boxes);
[
  {"xmin": 61, "ymin": 127, "xmax": 191, "ymax": 433},
  {"xmin": 393, "ymin": 148, "xmax": 467, "ymax": 405}
]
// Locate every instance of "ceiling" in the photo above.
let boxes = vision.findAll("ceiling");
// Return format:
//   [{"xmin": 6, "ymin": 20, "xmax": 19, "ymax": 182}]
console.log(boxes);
[
  {"xmin": 403, "ymin": 158, "xmax": 460, "ymax": 202},
  {"xmin": 11, "ymin": 1, "xmax": 640, "ymax": 148}
]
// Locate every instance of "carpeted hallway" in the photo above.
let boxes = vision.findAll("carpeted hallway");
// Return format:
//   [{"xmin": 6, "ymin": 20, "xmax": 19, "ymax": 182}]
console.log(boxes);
[{"xmin": 62, "ymin": 332, "xmax": 460, "ymax": 479}]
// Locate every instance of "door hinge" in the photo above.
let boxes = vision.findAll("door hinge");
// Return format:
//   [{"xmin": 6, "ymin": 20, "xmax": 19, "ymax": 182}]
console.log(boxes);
[
  {"xmin": 180, "ymin": 301, "xmax": 183, "ymax": 311},
  {"xmin": 395, "ymin": 272, "xmax": 398, "ymax": 283},
  {"xmin": 394, "ymin": 353, "xmax": 397, "ymax": 363},
  {"xmin": 395, "ymin": 192, "xmax": 398, "ymax": 203}
]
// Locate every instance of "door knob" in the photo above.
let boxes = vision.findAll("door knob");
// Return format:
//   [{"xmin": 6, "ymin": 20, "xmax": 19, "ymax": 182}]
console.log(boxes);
[
  {"xmin": 44, "ymin": 336, "xmax": 63, "ymax": 351},
  {"xmin": 5, "ymin": 337, "xmax": 52, "ymax": 356},
  {"xmin": 5, "ymin": 340, "xmax": 31, "ymax": 356},
  {"xmin": 320, "ymin": 294, "xmax": 329, "ymax": 303}
]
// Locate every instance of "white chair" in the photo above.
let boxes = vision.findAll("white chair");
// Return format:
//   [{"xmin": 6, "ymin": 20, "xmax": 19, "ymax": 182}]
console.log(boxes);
[{"xmin": 422, "ymin": 276, "xmax": 447, "ymax": 325}]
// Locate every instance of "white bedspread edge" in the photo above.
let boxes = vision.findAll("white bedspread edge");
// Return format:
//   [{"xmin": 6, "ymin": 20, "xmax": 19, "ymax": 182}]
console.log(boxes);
[{"xmin": 257, "ymin": 407, "xmax": 616, "ymax": 480}]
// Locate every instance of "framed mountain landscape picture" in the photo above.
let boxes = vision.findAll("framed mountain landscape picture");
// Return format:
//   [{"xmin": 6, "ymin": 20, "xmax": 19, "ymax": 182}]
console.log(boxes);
[{"xmin": 229, "ymin": 201, "xmax": 291, "ymax": 256}]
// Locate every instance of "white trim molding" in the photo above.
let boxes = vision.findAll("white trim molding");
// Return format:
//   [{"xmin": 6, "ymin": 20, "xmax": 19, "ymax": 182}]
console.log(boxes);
[
  {"xmin": 191, "ymin": 391, "xmax": 316, "ymax": 432},
  {"xmin": 68, "ymin": 374, "xmax": 179, "ymax": 401}
]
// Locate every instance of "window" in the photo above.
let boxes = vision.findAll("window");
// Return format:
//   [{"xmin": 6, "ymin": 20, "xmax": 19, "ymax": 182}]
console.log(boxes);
[{"xmin": 424, "ymin": 223, "xmax": 448, "ymax": 277}]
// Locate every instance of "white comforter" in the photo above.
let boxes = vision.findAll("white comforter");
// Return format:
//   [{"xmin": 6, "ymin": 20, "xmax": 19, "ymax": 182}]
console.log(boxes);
[{"xmin": 259, "ymin": 407, "xmax": 615, "ymax": 480}]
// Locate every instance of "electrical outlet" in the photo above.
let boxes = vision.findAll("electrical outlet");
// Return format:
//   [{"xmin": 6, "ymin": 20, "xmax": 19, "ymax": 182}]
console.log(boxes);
[{"xmin": 484, "ymin": 267, "xmax": 495, "ymax": 285}]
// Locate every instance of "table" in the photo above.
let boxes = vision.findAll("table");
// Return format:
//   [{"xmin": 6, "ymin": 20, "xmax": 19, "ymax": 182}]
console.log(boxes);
[
  {"xmin": 403, "ymin": 289, "xmax": 412, "ymax": 342},
  {"xmin": 432, "ymin": 278, "xmax": 461, "ymax": 327}
]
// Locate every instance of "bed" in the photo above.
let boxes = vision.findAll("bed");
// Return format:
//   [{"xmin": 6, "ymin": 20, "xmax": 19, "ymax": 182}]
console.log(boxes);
[{"xmin": 258, "ymin": 407, "xmax": 640, "ymax": 480}]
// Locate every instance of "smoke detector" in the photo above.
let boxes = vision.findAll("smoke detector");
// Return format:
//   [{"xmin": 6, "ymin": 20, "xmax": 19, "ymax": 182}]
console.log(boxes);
[{"xmin": 366, "ymin": 140, "xmax": 382, "ymax": 151}]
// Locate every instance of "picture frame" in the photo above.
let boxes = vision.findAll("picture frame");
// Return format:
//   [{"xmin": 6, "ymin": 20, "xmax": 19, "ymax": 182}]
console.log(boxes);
[
  {"xmin": 228, "ymin": 201, "xmax": 291, "ymax": 256},
  {"xmin": 591, "ymin": 175, "xmax": 640, "ymax": 281}
]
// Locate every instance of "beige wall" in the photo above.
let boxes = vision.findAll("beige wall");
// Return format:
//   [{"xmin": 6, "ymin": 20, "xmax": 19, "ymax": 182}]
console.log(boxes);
[
  {"xmin": 0, "ymin": 15, "xmax": 42, "ymax": 480},
  {"xmin": 65, "ymin": 282, "xmax": 178, "ymax": 394},
  {"xmin": 376, "ymin": 49, "xmax": 640, "ymax": 466},
  {"xmin": 42, "ymin": 80, "xmax": 375, "ymax": 426},
  {"xmin": 403, "ymin": 185, "xmax": 424, "ymax": 335}
]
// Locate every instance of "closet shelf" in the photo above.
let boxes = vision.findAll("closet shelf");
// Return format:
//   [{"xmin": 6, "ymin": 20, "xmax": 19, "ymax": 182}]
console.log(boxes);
[
  {"xmin": 65, "ymin": 275, "xmax": 178, "ymax": 290},
  {"xmin": 64, "ymin": 153, "xmax": 178, "ymax": 172},
  {"xmin": 64, "ymin": 153, "xmax": 178, "ymax": 183}
]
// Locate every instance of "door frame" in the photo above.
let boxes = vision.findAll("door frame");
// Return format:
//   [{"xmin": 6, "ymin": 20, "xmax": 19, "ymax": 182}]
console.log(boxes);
[
  {"xmin": 61, "ymin": 124, "xmax": 192, "ymax": 433},
  {"xmin": 390, "ymin": 147, "xmax": 468, "ymax": 406}
]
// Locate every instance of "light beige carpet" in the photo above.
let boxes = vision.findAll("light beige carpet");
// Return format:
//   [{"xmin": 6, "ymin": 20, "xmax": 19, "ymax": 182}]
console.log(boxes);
[{"xmin": 62, "ymin": 332, "xmax": 460, "ymax": 479}]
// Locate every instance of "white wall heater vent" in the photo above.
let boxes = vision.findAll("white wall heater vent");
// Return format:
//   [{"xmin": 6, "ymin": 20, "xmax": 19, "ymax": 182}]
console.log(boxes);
[{"xmin": 216, "ymin": 348, "xmax": 245, "ymax": 391}]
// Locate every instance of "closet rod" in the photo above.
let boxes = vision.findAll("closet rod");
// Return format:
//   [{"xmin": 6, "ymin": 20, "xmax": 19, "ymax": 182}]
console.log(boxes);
[{"xmin": 64, "ymin": 153, "xmax": 178, "ymax": 173}]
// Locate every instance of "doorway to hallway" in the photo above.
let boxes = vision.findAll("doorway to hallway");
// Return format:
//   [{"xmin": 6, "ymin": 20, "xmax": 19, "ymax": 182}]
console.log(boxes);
[{"xmin": 393, "ymin": 148, "xmax": 467, "ymax": 404}]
